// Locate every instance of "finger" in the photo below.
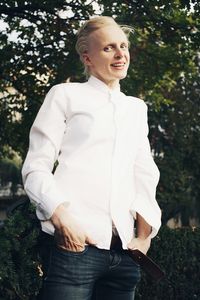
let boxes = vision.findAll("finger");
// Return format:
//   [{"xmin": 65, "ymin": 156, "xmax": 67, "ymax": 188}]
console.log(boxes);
[
  {"xmin": 57, "ymin": 244, "xmax": 85, "ymax": 252},
  {"xmin": 85, "ymin": 236, "xmax": 96, "ymax": 246},
  {"xmin": 54, "ymin": 230, "xmax": 73, "ymax": 249},
  {"xmin": 63, "ymin": 235, "xmax": 85, "ymax": 250},
  {"xmin": 57, "ymin": 235, "xmax": 85, "ymax": 251},
  {"xmin": 127, "ymin": 240, "xmax": 139, "ymax": 250},
  {"xmin": 128, "ymin": 246, "xmax": 138, "ymax": 251}
]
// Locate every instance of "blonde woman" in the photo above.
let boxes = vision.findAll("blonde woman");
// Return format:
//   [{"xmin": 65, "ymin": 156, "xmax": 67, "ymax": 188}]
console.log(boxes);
[{"xmin": 22, "ymin": 16, "xmax": 161, "ymax": 300}]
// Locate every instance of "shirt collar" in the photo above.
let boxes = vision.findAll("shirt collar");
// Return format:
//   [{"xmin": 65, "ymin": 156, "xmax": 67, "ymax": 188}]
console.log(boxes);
[{"xmin": 87, "ymin": 75, "xmax": 121, "ymax": 95}]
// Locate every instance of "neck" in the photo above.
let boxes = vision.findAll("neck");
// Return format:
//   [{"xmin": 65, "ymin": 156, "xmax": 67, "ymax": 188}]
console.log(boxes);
[
  {"xmin": 90, "ymin": 73, "xmax": 120, "ymax": 90},
  {"xmin": 106, "ymin": 79, "xmax": 120, "ymax": 90}
]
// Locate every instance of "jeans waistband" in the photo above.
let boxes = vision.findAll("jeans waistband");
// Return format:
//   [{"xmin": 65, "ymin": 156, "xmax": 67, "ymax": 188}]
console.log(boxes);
[{"xmin": 40, "ymin": 230, "xmax": 123, "ymax": 251}]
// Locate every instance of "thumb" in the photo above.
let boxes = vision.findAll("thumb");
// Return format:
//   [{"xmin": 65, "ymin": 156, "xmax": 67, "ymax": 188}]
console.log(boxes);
[
  {"xmin": 85, "ymin": 236, "xmax": 96, "ymax": 246},
  {"xmin": 127, "ymin": 238, "xmax": 138, "ymax": 250}
]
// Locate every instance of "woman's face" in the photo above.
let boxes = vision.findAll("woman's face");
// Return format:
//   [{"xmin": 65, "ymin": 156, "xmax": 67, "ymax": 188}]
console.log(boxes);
[{"xmin": 83, "ymin": 25, "xmax": 130, "ymax": 89}]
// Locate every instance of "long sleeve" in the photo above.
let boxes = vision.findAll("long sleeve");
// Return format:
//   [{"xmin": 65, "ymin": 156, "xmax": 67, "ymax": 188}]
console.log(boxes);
[
  {"xmin": 130, "ymin": 103, "xmax": 161, "ymax": 238},
  {"xmin": 21, "ymin": 84, "xmax": 69, "ymax": 220},
  {"xmin": 21, "ymin": 76, "xmax": 162, "ymax": 248}
]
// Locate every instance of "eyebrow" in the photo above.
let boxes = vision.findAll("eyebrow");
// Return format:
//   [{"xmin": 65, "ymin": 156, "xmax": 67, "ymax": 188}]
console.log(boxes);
[{"xmin": 104, "ymin": 41, "xmax": 128, "ymax": 47}]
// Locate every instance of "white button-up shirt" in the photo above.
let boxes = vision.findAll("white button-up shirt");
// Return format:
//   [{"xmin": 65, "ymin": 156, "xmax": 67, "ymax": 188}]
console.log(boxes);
[{"xmin": 22, "ymin": 75, "xmax": 161, "ymax": 250}]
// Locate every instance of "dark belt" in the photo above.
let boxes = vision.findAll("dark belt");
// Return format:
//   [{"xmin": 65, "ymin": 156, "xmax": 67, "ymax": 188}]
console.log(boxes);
[
  {"xmin": 109, "ymin": 233, "xmax": 165, "ymax": 282},
  {"xmin": 110, "ymin": 234, "xmax": 123, "ymax": 250}
]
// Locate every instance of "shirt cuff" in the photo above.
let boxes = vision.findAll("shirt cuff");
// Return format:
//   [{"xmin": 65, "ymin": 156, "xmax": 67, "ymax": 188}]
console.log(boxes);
[
  {"xmin": 130, "ymin": 194, "xmax": 162, "ymax": 238},
  {"xmin": 25, "ymin": 182, "xmax": 70, "ymax": 220}
]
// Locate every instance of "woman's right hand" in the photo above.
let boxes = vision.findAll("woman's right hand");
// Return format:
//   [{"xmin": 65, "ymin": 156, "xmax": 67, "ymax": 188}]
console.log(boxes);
[{"xmin": 50, "ymin": 204, "xmax": 96, "ymax": 252}]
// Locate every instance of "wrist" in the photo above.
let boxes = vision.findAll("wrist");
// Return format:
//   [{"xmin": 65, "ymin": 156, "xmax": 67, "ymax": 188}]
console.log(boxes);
[
  {"xmin": 136, "ymin": 227, "xmax": 152, "ymax": 239},
  {"xmin": 51, "ymin": 204, "xmax": 68, "ymax": 225},
  {"xmin": 135, "ymin": 213, "xmax": 152, "ymax": 240},
  {"xmin": 137, "ymin": 235, "xmax": 151, "ymax": 242},
  {"xmin": 137, "ymin": 234, "xmax": 149, "ymax": 240}
]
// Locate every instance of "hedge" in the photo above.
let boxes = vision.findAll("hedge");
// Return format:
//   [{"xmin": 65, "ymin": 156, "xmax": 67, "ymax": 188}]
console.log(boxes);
[
  {"xmin": 0, "ymin": 200, "xmax": 42, "ymax": 300},
  {"xmin": 0, "ymin": 199, "xmax": 199, "ymax": 300},
  {"xmin": 136, "ymin": 226, "xmax": 200, "ymax": 300}
]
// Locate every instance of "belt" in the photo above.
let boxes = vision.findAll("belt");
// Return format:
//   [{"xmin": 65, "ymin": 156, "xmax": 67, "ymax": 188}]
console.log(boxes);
[
  {"xmin": 109, "ymin": 233, "xmax": 165, "ymax": 282},
  {"xmin": 110, "ymin": 233, "xmax": 123, "ymax": 250}
]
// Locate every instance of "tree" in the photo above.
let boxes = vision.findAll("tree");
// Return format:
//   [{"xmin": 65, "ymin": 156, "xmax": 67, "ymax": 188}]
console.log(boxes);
[{"xmin": 0, "ymin": 0, "xmax": 94, "ymax": 158}]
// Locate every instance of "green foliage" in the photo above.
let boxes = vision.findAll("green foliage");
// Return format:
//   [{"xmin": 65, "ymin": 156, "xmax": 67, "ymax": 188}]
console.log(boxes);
[
  {"xmin": 153, "ymin": 75, "xmax": 200, "ymax": 225},
  {"xmin": 0, "ymin": 0, "xmax": 94, "ymax": 158},
  {"xmin": 0, "ymin": 202, "xmax": 199, "ymax": 300},
  {"xmin": 0, "ymin": 153, "xmax": 22, "ymax": 195},
  {"xmin": 0, "ymin": 200, "xmax": 42, "ymax": 300}
]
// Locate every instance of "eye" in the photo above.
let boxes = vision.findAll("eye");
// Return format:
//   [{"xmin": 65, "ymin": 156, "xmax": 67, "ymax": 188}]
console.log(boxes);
[
  {"xmin": 104, "ymin": 45, "xmax": 113, "ymax": 52},
  {"xmin": 121, "ymin": 43, "xmax": 128, "ymax": 49}
]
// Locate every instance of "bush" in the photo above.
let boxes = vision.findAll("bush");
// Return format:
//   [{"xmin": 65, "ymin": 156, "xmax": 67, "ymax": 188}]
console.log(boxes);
[
  {"xmin": 0, "ymin": 200, "xmax": 199, "ymax": 300},
  {"xmin": 0, "ymin": 199, "xmax": 42, "ymax": 300},
  {"xmin": 136, "ymin": 226, "xmax": 200, "ymax": 300}
]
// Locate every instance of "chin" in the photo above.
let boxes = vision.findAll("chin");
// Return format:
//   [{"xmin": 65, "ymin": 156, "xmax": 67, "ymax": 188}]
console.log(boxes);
[{"xmin": 117, "ymin": 72, "xmax": 127, "ymax": 79}]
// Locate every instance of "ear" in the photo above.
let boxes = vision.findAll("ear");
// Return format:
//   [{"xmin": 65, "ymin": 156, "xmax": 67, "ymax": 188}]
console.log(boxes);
[{"xmin": 82, "ymin": 53, "xmax": 92, "ymax": 66}]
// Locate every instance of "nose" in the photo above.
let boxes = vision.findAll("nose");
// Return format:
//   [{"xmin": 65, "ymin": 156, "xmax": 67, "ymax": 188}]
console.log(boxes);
[{"xmin": 114, "ymin": 47, "xmax": 124, "ymax": 58}]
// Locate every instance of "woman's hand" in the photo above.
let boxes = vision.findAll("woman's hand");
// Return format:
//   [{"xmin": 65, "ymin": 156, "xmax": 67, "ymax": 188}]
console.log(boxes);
[
  {"xmin": 127, "ymin": 236, "xmax": 151, "ymax": 255},
  {"xmin": 51, "ymin": 204, "xmax": 96, "ymax": 252}
]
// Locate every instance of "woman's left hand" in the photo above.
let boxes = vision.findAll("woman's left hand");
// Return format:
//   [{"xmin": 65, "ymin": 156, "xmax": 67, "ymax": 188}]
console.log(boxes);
[{"xmin": 127, "ymin": 236, "xmax": 151, "ymax": 255}]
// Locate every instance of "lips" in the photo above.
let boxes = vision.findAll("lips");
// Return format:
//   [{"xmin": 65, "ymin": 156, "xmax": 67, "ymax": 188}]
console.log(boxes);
[{"xmin": 111, "ymin": 62, "xmax": 126, "ymax": 67}]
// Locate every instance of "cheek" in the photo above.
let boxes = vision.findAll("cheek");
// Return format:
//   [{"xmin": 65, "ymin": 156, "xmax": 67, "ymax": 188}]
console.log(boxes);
[
  {"xmin": 100, "ymin": 53, "xmax": 112, "ymax": 63},
  {"xmin": 126, "ymin": 52, "xmax": 130, "ymax": 61},
  {"xmin": 126, "ymin": 57, "xmax": 130, "ymax": 68},
  {"xmin": 100, "ymin": 59, "xmax": 111, "ymax": 69}
]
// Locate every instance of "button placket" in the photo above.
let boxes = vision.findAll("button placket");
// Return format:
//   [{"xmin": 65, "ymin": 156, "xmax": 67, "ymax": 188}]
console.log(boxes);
[{"xmin": 108, "ymin": 93, "xmax": 119, "ymax": 240}]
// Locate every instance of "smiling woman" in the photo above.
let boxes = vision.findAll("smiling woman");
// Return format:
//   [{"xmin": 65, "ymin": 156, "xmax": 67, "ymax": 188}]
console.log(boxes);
[
  {"xmin": 83, "ymin": 25, "xmax": 130, "ymax": 88},
  {"xmin": 75, "ymin": 16, "xmax": 133, "ymax": 83},
  {"xmin": 22, "ymin": 15, "xmax": 161, "ymax": 300}
]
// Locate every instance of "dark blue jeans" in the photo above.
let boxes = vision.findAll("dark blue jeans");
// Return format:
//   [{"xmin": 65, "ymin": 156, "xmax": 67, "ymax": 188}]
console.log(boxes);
[{"xmin": 40, "ymin": 234, "xmax": 141, "ymax": 300}]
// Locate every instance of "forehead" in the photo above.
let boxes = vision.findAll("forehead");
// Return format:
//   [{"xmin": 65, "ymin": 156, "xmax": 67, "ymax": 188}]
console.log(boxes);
[{"xmin": 88, "ymin": 25, "xmax": 128, "ymax": 46}]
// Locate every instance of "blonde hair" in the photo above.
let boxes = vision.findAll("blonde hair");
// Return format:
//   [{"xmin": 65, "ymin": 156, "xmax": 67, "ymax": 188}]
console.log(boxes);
[{"xmin": 75, "ymin": 16, "xmax": 134, "ymax": 77}]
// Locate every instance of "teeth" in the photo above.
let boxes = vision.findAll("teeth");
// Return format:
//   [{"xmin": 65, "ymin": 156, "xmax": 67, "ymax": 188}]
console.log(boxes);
[{"xmin": 111, "ymin": 63, "xmax": 125, "ymax": 67}]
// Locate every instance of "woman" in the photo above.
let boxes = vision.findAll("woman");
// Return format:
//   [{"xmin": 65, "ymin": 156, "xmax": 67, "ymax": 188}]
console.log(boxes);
[{"xmin": 22, "ymin": 16, "xmax": 161, "ymax": 300}]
